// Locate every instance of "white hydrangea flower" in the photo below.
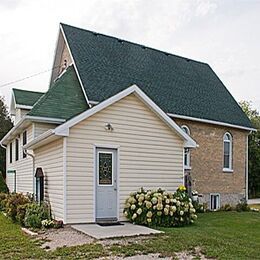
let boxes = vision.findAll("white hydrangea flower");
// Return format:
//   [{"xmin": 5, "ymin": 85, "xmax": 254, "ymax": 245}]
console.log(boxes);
[
  {"xmin": 132, "ymin": 213, "xmax": 137, "ymax": 220},
  {"xmin": 137, "ymin": 208, "xmax": 142, "ymax": 215},
  {"xmin": 180, "ymin": 210, "xmax": 184, "ymax": 216},
  {"xmin": 131, "ymin": 204, "xmax": 136, "ymax": 210},
  {"xmin": 147, "ymin": 211, "xmax": 153, "ymax": 218}
]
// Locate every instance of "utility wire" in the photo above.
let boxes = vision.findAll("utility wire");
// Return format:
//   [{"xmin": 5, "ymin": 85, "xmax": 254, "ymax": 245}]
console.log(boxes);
[{"xmin": 0, "ymin": 65, "xmax": 61, "ymax": 89}]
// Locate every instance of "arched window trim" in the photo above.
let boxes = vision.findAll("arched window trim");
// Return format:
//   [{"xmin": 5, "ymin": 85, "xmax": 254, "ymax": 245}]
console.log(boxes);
[
  {"xmin": 181, "ymin": 125, "xmax": 191, "ymax": 169},
  {"xmin": 223, "ymin": 132, "xmax": 233, "ymax": 171}
]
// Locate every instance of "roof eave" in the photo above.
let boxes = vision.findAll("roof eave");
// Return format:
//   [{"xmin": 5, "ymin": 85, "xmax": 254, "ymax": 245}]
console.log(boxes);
[
  {"xmin": 0, "ymin": 116, "xmax": 65, "ymax": 146},
  {"xmin": 167, "ymin": 113, "xmax": 256, "ymax": 132}
]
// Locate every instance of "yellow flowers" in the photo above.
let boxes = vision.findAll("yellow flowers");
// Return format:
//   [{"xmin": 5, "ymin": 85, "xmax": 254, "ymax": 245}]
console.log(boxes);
[{"xmin": 178, "ymin": 185, "xmax": 186, "ymax": 192}]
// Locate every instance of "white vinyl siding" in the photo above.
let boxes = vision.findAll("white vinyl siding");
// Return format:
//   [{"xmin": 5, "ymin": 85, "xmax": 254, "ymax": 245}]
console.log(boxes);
[
  {"xmin": 34, "ymin": 123, "xmax": 58, "ymax": 138},
  {"xmin": 66, "ymin": 94, "xmax": 184, "ymax": 223},
  {"xmin": 6, "ymin": 124, "xmax": 34, "ymax": 193},
  {"xmin": 34, "ymin": 139, "xmax": 64, "ymax": 220}
]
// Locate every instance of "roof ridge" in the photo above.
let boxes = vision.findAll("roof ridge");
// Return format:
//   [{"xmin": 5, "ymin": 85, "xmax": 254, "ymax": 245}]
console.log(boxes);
[{"xmin": 60, "ymin": 23, "xmax": 207, "ymax": 66}]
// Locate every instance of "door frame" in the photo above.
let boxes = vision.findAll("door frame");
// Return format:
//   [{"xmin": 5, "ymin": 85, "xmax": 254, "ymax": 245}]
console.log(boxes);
[{"xmin": 93, "ymin": 144, "xmax": 120, "ymax": 222}]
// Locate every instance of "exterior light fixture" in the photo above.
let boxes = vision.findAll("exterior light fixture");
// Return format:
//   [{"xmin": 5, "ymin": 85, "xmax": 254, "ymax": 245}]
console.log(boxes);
[{"xmin": 105, "ymin": 123, "xmax": 113, "ymax": 131}]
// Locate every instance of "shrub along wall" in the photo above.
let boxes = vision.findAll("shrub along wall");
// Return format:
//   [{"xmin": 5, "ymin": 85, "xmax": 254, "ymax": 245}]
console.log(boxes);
[{"xmin": 124, "ymin": 186, "xmax": 197, "ymax": 227}]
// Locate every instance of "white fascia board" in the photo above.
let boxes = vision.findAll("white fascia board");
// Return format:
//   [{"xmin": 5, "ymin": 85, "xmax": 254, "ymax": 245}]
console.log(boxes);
[
  {"xmin": 54, "ymin": 84, "xmax": 197, "ymax": 148},
  {"xmin": 23, "ymin": 129, "xmax": 55, "ymax": 149},
  {"xmin": 0, "ymin": 116, "xmax": 65, "ymax": 145},
  {"xmin": 15, "ymin": 104, "xmax": 33, "ymax": 110},
  {"xmin": 59, "ymin": 24, "xmax": 91, "ymax": 107},
  {"xmin": 88, "ymin": 101, "xmax": 255, "ymax": 132},
  {"xmin": 168, "ymin": 113, "xmax": 256, "ymax": 132},
  {"xmin": 10, "ymin": 91, "xmax": 16, "ymax": 115},
  {"xmin": 25, "ymin": 116, "xmax": 65, "ymax": 124},
  {"xmin": 49, "ymin": 27, "xmax": 64, "ymax": 85}
]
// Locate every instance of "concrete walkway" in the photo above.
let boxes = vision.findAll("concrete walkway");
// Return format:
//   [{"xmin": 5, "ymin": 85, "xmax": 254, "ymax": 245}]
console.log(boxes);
[
  {"xmin": 248, "ymin": 198, "xmax": 260, "ymax": 205},
  {"xmin": 72, "ymin": 222, "xmax": 162, "ymax": 239}
]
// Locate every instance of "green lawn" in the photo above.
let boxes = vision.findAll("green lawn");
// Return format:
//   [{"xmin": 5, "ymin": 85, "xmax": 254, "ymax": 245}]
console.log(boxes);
[{"xmin": 1, "ymin": 211, "xmax": 260, "ymax": 259}]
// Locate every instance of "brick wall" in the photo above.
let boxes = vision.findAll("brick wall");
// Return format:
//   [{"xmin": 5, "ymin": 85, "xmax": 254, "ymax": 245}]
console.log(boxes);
[{"xmin": 174, "ymin": 118, "xmax": 249, "ymax": 207}]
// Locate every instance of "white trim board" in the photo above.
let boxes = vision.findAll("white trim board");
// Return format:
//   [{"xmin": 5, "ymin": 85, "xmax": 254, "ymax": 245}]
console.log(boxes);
[
  {"xmin": 55, "ymin": 84, "xmax": 197, "ymax": 148},
  {"xmin": 59, "ymin": 25, "xmax": 91, "ymax": 107},
  {"xmin": 168, "ymin": 113, "xmax": 255, "ymax": 132},
  {"xmin": 88, "ymin": 101, "xmax": 255, "ymax": 132}
]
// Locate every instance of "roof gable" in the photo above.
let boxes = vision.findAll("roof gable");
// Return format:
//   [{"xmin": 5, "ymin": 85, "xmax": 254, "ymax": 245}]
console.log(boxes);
[
  {"xmin": 55, "ymin": 85, "xmax": 197, "ymax": 148},
  {"xmin": 13, "ymin": 88, "xmax": 44, "ymax": 107},
  {"xmin": 28, "ymin": 65, "xmax": 89, "ymax": 120},
  {"xmin": 61, "ymin": 23, "xmax": 252, "ymax": 129}
]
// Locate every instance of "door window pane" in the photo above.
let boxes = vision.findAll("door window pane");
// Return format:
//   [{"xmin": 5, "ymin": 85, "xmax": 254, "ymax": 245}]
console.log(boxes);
[{"xmin": 99, "ymin": 153, "xmax": 113, "ymax": 185}]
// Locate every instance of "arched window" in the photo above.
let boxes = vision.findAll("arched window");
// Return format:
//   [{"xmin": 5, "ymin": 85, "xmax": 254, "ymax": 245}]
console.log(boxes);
[
  {"xmin": 223, "ymin": 132, "xmax": 232, "ymax": 170},
  {"xmin": 182, "ymin": 126, "xmax": 191, "ymax": 168}
]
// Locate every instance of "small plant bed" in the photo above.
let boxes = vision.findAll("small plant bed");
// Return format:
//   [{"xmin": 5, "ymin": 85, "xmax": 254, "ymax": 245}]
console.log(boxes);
[{"xmin": 0, "ymin": 192, "xmax": 63, "ymax": 230}]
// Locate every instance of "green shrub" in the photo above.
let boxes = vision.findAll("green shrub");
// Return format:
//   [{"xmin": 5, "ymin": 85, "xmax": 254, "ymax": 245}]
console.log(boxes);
[
  {"xmin": 5, "ymin": 193, "xmax": 30, "ymax": 221},
  {"xmin": 0, "ymin": 173, "xmax": 8, "ymax": 193},
  {"xmin": 236, "ymin": 199, "xmax": 250, "ymax": 212},
  {"xmin": 24, "ymin": 202, "xmax": 51, "ymax": 229},
  {"xmin": 220, "ymin": 204, "xmax": 234, "ymax": 211},
  {"xmin": 0, "ymin": 192, "xmax": 9, "ymax": 211},
  {"xmin": 17, "ymin": 204, "xmax": 29, "ymax": 226},
  {"xmin": 123, "ymin": 186, "xmax": 197, "ymax": 227},
  {"xmin": 193, "ymin": 201, "xmax": 207, "ymax": 213}
]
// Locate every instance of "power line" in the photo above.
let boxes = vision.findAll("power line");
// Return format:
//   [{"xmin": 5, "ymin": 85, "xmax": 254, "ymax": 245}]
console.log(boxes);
[{"xmin": 0, "ymin": 65, "xmax": 61, "ymax": 89}]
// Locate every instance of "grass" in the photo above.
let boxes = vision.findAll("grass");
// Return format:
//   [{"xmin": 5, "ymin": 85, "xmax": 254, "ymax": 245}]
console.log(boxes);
[{"xmin": 0, "ymin": 211, "xmax": 260, "ymax": 259}]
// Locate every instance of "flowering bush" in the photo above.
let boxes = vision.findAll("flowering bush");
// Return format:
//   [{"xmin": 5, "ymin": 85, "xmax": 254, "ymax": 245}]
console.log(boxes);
[
  {"xmin": 42, "ymin": 219, "xmax": 54, "ymax": 228},
  {"xmin": 123, "ymin": 186, "xmax": 197, "ymax": 227}
]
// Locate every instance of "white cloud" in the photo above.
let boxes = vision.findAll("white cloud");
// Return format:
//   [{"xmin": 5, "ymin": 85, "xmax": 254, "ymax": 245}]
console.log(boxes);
[{"xmin": 0, "ymin": 0, "xmax": 259, "ymax": 112}]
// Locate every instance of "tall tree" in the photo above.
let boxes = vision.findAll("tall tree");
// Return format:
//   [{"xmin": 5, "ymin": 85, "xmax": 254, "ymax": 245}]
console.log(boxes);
[
  {"xmin": 240, "ymin": 101, "xmax": 260, "ymax": 198},
  {"xmin": 0, "ymin": 96, "xmax": 13, "ymax": 179}
]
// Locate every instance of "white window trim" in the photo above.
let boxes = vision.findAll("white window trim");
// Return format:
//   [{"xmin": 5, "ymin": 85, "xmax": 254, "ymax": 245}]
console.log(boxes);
[
  {"xmin": 223, "ymin": 132, "xmax": 233, "ymax": 171},
  {"xmin": 210, "ymin": 193, "xmax": 220, "ymax": 211}
]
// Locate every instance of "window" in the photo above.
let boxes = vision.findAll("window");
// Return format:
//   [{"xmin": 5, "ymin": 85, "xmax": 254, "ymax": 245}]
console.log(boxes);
[
  {"xmin": 9, "ymin": 142, "xmax": 12, "ymax": 164},
  {"xmin": 210, "ymin": 194, "xmax": 220, "ymax": 210},
  {"xmin": 98, "ymin": 152, "xmax": 113, "ymax": 185},
  {"xmin": 15, "ymin": 138, "xmax": 19, "ymax": 161},
  {"xmin": 223, "ymin": 132, "xmax": 232, "ymax": 170},
  {"xmin": 181, "ymin": 126, "xmax": 191, "ymax": 168},
  {"xmin": 22, "ymin": 131, "xmax": 27, "ymax": 158}
]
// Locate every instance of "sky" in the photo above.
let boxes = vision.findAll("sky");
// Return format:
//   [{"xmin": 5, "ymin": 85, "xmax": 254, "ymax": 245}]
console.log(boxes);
[{"xmin": 0, "ymin": 0, "xmax": 259, "ymax": 111}]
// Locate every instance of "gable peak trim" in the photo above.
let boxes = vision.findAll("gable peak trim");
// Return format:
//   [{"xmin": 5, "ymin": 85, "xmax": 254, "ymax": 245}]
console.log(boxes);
[{"xmin": 55, "ymin": 84, "xmax": 197, "ymax": 148}]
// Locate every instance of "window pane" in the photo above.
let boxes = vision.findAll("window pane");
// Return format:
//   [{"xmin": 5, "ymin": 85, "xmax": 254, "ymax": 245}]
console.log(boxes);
[
  {"xmin": 224, "ymin": 142, "xmax": 230, "ymax": 154},
  {"xmin": 15, "ymin": 139, "xmax": 19, "ymax": 161},
  {"xmin": 99, "ymin": 153, "xmax": 113, "ymax": 185},
  {"xmin": 23, "ymin": 131, "xmax": 27, "ymax": 158},
  {"xmin": 184, "ymin": 152, "xmax": 188, "ymax": 166},
  {"xmin": 224, "ymin": 155, "xmax": 230, "ymax": 168},
  {"xmin": 10, "ymin": 143, "xmax": 12, "ymax": 163}
]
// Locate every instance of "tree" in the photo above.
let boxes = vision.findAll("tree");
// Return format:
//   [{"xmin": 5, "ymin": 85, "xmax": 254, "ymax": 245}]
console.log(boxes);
[
  {"xmin": 239, "ymin": 101, "xmax": 260, "ymax": 198},
  {"xmin": 0, "ymin": 96, "xmax": 13, "ymax": 179}
]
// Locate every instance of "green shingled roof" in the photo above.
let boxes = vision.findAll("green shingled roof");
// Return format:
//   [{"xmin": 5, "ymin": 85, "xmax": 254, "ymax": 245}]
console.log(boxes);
[
  {"xmin": 61, "ymin": 23, "xmax": 252, "ymax": 129},
  {"xmin": 13, "ymin": 88, "xmax": 44, "ymax": 107},
  {"xmin": 28, "ymin": 66, "xmax": 88, "ymax": 120}
]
